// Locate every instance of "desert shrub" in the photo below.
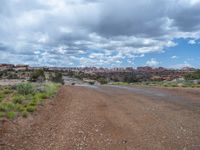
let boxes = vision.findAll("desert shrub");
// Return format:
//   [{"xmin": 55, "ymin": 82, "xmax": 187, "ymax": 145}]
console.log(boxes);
[
  {"xmin": 44, "ymin": 83, "xmax": 60, "ymax": 97},
  {"xmin": 112, "ymin": 82, "xmax": 129, "ymax": 86},
  {"xmin": 7, "ymin": 73, "xmax": 18, "ymax": 79},
  {"xmin": 26, "ymin": 105, "xmax": 36, "ymax": 112},
  {"xmin": 22, "ymin": 110, "xmax": 28, "ymax": 118},
  {"xmin": 0, "ymin": 112, "xmax": 4, "ymax": 118},
  {"xmin": 124, "ymin": 75, "xmax": 138, "ymax": 83},
  {"xmin": 162, "ymin": 82, "xmax": 179, "ymax": 87},
  {"xmin": 16, "ymin": 83, "xmax": 34, "ymax": 95},
  {"xmin": 12, "ymin": 95, "xmax": 26, "ymax": 104},
  {"xmin": 49, "ymin": 72, "xmax": 64, "ymax": 84},
  {"xmin": 2, "ymin": 88, "xmax": 12, "ymax": 94},
  {"xmin": 25, "ymin": 94, "xmax": 34, "ymax": 101},
  {"xmin": 171, "ymin": 84, "xmax": 178, "ymax": 87},
  {"xmin": 0, "ymin": 83, "xmax": 60, "ymax": 120},
  {"xmin": 6, "ymin": 111, "xmax": 16, "ymax": 119},
  {"xmin": 34, "ymin": 93, "xmax": 48, "ymax": 100},
  {"xmin": 0, "ymin": 103, "xmax": 16, "ymax": 112},
  {"xmin": 195, "ymin": 84, "xmax": 200, "ymax": 88},
  {"xmin": 35, "ymin": 85, "xmax": 46, "ymax": 93},
  {"xmin": 15, "ymin": 104, "xmax": 26, "ymax": 112},
  {"xmin": 29, "ymin": 100, "xmax": 37, "ymax": 106},
  {"xmin": 30, "ymin": 69, "xmax": 45, "ymax": 82},
  {"xmin": 0, "ymin": 93, "xmax": 5, "ymax": 102},
  {"xmin": 184, "ymin": 70, "xmax": 200, "ymax": 80},
  {"xmin": 88, "ymin": 81, "xmax": 95, "ymax": 85},
  {"xmin": 98, "ymin": 78, "xmax": 108, "ymax": 84},
  {"xmin": 29, "ymin": 96, "xmax": 42, "ymax": 106}
]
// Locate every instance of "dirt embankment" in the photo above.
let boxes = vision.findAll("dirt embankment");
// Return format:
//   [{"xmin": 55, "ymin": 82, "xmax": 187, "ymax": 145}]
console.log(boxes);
[{"xmin": 1, "ymin": 85, "xmax": 200, "ymax": 150}]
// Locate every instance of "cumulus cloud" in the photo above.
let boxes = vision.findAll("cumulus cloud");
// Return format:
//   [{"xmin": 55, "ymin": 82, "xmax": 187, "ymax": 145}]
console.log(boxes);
[
  {"xmin": 0, "ymin": 0, "xmax": 200, "ymax": 66},
  {"xmin": 171, "ymin": 55, "xmax": 178, "ymax": 59},
  {"xmin": 146, "ymin": 58, "xmax": 159, "ymax": 67},
  {"xmin": 188, "ymin": 40, "xmax": 196, "ymax": 44}
]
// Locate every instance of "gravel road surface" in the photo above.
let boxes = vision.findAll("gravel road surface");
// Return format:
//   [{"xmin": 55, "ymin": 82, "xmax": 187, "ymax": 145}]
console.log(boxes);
[{"xmin": 1, "ymin": 85, "xmax": 200, "ymax": 150}]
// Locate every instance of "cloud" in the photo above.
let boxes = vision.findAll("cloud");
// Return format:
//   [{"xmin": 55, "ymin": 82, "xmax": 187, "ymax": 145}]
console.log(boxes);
[
  {"xmin": 172, "ymin": 61, "xmax": 192, "ymax": 69},
  {"xmin": 171, "ymin": 55, "xmax": 178, "ymax": 59},
  {"xmin": 0, "ymin": 0, "xmax": 200, "ymax": 66},
  {"xmin": 146, "ymin": 58, "xmax": 159, "ymax": 67},
  {"xmin": 188, "ymin": 39, "xmax": 196, "ymax": 44}
]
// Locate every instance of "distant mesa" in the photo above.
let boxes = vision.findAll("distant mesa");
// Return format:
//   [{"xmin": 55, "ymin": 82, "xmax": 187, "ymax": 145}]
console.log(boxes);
[
  {"xmin": 0, "ymin": 64, "xmax": 29, "ymax": 71},
  {"xmin": 0, "ymin": 63, "xmax": 197, "ymax": 72}
]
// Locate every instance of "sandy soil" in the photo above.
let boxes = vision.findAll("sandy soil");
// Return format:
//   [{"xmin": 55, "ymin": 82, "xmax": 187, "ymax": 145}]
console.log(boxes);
[{"xmin": 0, "ymin": 85, "xmax": 200, "ymax": 150}]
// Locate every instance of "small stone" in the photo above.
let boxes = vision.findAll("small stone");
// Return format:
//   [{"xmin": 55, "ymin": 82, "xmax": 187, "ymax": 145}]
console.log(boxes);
[{"xmin": 122, "ymin": 140, "xmax": 127, "ymax": 144}]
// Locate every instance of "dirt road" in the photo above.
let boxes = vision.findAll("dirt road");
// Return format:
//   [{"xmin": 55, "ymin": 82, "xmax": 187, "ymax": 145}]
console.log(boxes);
[{"xmin": 1, "ymin": 85, "xmax": 200, "ymax": 150}]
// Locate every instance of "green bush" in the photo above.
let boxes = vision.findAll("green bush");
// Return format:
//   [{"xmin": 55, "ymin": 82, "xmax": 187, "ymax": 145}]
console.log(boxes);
[
  {"xmin": 6, "ymin": 111, "xmax": 16, "ymax": 119},
  {"xmin": 49, "ymin": 72, "xmax": 64, "ymax": 84},
  {"xmin": 0, "ymin": 88, "xmax": 12, "ymax": 102},
  {"xmin": 30, "ymin": 69, "xmax": 45, "ymax": 82},
  {"xmin": 44, "ymin": 83, "xmax": 60, "ymax": 97},
  {"xmin": 0, "ymin": 94, "xmax": 5, "ymax": 102},
  {"xmin": 97, "ymin": 78, "xmax": 108, "ymax": 84},
  {"xmin": 0, "ymin": 112, "xmax": 4, "ymax": 118},
  {"xmin": 35, "ymin": 93, "xmax": 48, "ymax": 99},
  {"xmin": 29, "ymin": 101, "xmax": 37, "ymax": 106},
  {"xmin": 12, "ymin": 95, "xmax": 26, "ymax": 104},
  {"xmin": 15, "ymin": 104, "xmax": 26, "ymax": 112},
  {"xmin": 0, "ymin": 103, "xmax": 16, "ymax": 112},
  {"xmin": 16, "ymin": 83, "xmax": 34, "ymax": 95},
  {"xmin": 2, "ymin": 88, "xmax": 12, "ymax": 94},
  {"xmin": 26, "ymin": 105, "xmax": 36, "ymax": 112},
  {"xmin": 88, "ymin": 81, "xmax": 95, "ymax": 85},
  {"xmin": 22, "ymin": 110, "xmax": 28, "ymax": 118},
  {"xmin": 184, "ymin": 71, "xmax": 200, "ymax": 80},
  {"xmin": 112, "ymin": 82, "xmax": 129, "ymax": 86},
  {"xmin": 0, "ymin": 83, "xmax": 61, "ymax": 120}
]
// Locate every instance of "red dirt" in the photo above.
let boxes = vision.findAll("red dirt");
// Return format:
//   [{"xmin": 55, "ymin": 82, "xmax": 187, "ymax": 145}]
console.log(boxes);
[{"xmin": 0, "ymin": 85, "xmax": 200, "ymax": 150}]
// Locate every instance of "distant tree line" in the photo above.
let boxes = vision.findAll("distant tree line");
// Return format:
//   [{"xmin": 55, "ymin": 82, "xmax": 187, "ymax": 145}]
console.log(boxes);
[
  {"xmin": 1, "ymin": 68, "xmax": 200, "ymax": 84},
  {"xmin": 184, "ymin": 70, "xmax": 200, "ymax": 80},
  {"xmin": 30, "ymin": 69, "xmax": 64, "ymax": 84},
  {"xmin": 0, "ymin": 69, "xmax": 64, "ymax": 84}
]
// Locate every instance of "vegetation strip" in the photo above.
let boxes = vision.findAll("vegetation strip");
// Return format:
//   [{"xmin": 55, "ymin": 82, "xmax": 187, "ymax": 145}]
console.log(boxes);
[{"xmin": 0, "ymin": 82, "xmax": 61, "ymax": 119}]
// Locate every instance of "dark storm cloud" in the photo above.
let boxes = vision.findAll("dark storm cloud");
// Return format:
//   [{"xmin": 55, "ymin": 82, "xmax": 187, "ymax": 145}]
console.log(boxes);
[
  {"xmin": 0, "ymin": 43, "xmax": 9, "ymax": 51},
  {"xmin": 171, "ymin": 4, "xmax": 200, "ymax": 32},
  {"xmin": 98, "ymin": 0, "xmax": 200, "ymax": 37},
  {"xmin": 0, "ymin": 0, "xmax": 200, "ymax": 66},
  {"xmin": 97, "ymin": 0, "xmax": 168, "ymax": 37}
]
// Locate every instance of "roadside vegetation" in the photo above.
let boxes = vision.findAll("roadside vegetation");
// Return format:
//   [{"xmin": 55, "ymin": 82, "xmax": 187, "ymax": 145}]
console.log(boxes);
[
  {"xmin": 49, "ymin": 72, "xmax": 64, "ymax": 84},
  {"xmin": 0, "ymin": 82, "xmax": 61, "ymax": 120},
  {"xmin": 141, "ymin": 80, "xmax": 200, "ymax": 88},
  {"xmin": 184, "ymin": 70, "xmax": 200, "ymax": 81},
  {"xmin": 111, "ymin": 71, "xmax": 200, "ymax": 88},
  {"xmin": 111, "ymin": 80, "xmax": 200, "ymax": 88},
  {"xmin": 29, "ymin": 69, "xmax": 45, "ymax": 82}
]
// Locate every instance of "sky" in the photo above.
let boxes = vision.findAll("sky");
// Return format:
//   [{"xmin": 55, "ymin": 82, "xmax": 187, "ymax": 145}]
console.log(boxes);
[{"xmin": 0, "ymin": 0, "xmax": 200, "ymax": 68}]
